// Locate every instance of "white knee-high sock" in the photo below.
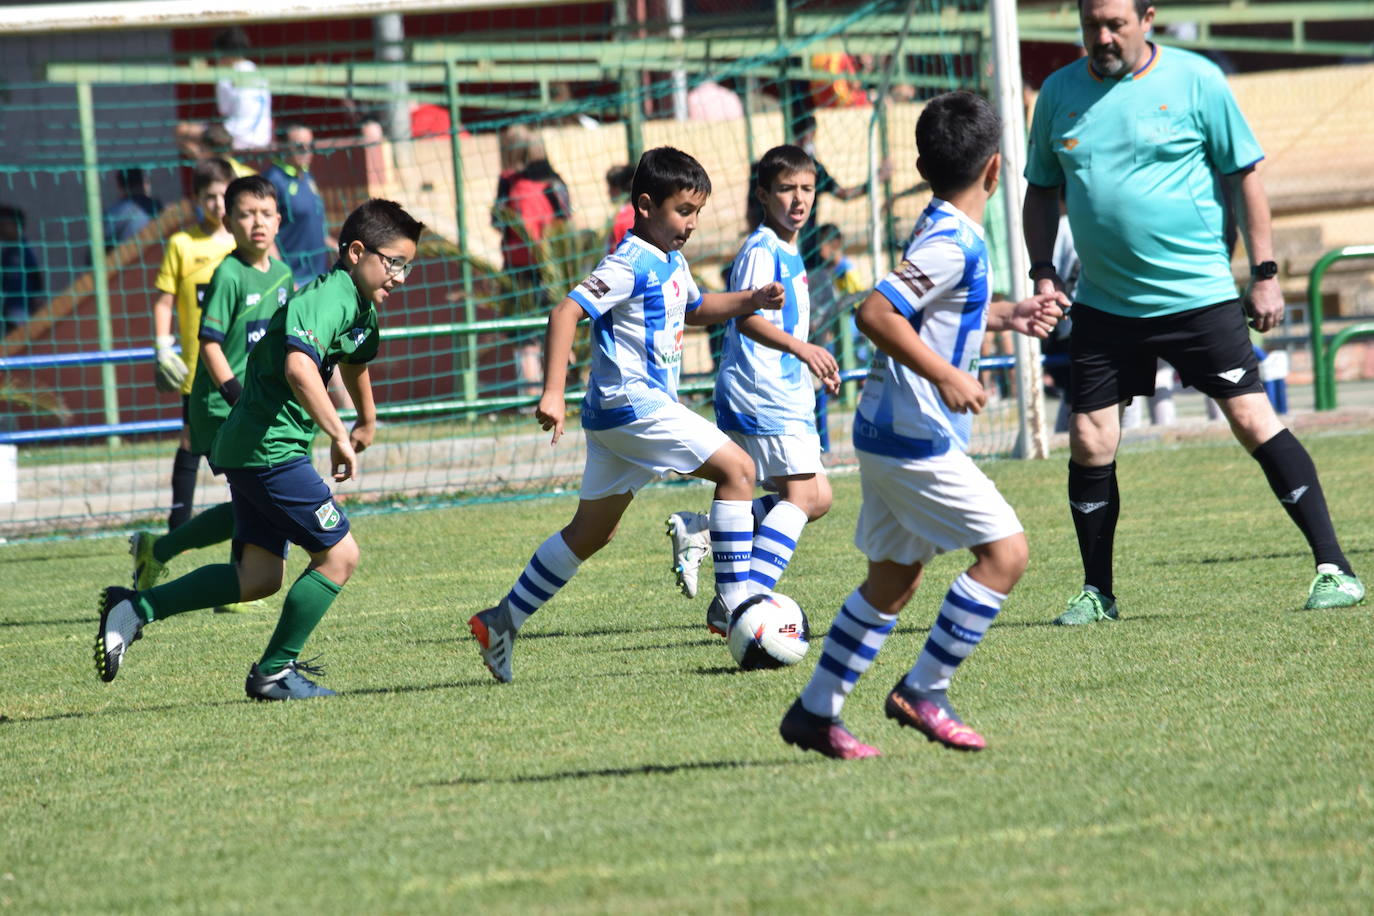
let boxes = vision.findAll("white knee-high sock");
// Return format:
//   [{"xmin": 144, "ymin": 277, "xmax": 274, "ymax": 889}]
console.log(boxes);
[
  {"xmin": 905, "ymin": 573, "xmax": 1005, "ymax": 692},
  {"xmin": 747, "ymin": 500, "xmax": 808, "ymax": 596},
  {"xmin": 503, "ymin": 532, "xmax": 583, "ymax": 629},
  {"xmin": 710, "ymin": 499, "xmax": 754, "ymax": 611},
  {"xmin": 800, "ymin": 588, "xmax": 899, "ymax": 718}
]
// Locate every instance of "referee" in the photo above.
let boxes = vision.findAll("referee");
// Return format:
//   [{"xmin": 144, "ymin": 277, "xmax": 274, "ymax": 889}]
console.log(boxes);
[{"xmin": 1023, "ymin": 0, "xmax": 1364, "ymax": 622}]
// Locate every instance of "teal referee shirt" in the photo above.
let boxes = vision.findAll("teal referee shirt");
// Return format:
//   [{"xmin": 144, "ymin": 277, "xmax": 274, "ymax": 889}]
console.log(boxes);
[{"xmin": 1025, "ymin": 44, "xmax": 1265, "ymax": 318}]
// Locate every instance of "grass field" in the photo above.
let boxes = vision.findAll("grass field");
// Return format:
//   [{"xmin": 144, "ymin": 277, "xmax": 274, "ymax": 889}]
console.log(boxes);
[{"xmin": 3, "ymin": 428, "xmax": 1372, "ymax": 913}]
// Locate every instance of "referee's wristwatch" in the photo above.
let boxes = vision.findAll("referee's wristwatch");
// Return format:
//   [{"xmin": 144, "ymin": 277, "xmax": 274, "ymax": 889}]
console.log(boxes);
[{"xmin": 1250, "ymin": 260, "xmax": 1279, "ymax": 281}]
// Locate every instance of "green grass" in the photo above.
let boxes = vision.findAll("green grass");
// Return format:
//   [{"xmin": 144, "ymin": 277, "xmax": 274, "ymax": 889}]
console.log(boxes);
[{"xmin": 3, "ymin": 430, "xmax": 1372, "ymax": 913}]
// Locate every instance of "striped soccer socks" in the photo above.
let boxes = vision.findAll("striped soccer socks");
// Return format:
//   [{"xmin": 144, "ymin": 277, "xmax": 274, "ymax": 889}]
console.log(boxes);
[
  {"xmin": 747, "ymin": 500, "xmax": 808, "ymax": 597},
  {"xmin": 905, "ymin": 573, "xmax": 1005, "ymax": 693},
  {"xmin": 503, "ymin": 532, "xmax": 583, "ymax": 629},
  {"xmin": 711, "ymin": 499, "xmax": 754, "ymax": 611},
  {"xmin": 800, "ymin": 588, "xmax": 899, "ymax": 718}
]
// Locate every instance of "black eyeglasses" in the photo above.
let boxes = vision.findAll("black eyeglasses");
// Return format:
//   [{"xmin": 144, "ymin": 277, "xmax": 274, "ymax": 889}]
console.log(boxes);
[{"xmin": 363, "ymin": 245, "xmax": 413, "ymax": 279}]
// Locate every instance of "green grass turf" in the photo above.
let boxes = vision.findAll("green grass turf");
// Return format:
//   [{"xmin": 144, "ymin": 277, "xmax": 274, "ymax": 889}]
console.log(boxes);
[{"xmin": 2, "ymin": 429, "xmax": 1371, "ymax": 913}]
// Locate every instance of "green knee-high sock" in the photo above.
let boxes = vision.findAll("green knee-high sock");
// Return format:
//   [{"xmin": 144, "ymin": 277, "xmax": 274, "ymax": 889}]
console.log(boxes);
[
  {"xmin": 154, "ymin": 502, "xmax": 235, "ymax": 564},
  {"xmin": 137, "ymin": 564, "xmax": 241, "ymax": 622},
  {"xmin": 258, "ymin": 570, "xmax": 342, "ymax": 674}
]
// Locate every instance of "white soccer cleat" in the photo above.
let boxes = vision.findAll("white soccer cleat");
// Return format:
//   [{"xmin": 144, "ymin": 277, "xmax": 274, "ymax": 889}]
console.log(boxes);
[
  {"xmin": 665, "ymin": 511, "xmax": 711, "ymax": 599},
  {"xmin": 94, "ymin": 586, "xmax": 144, "ymax": 683}
]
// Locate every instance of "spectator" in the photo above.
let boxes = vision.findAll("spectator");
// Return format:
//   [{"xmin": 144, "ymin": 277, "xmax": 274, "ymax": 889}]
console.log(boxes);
[
  {"xmin": 265, "ymin": 124, "xmax": 331, "ymax": 288},
  {"xmin": 204, "ymin": 124, "xmax": 257, "ymax": 177},
  {"xmin": 790, "ymin": 112, "xmax": 891, "ymax": 270},
  {"xmin": 103, "ymin": 169, "xmax": 164, "ymax": 249},
  {"xmin": 0, "ymin": 205, "xmax": 44, "ymax": 334},
  {"xmin": 493, "ymin": 125, "xmax": 572, "ymax": 403},
  {"xmin": 808, "ymin": 222, "xmax": 867, "ymax": 451},
  {"xmin": 213, "ymin": 27, "xmax": 272, "ymax": 151},
  {"xmin": 808, "ymin": 52, "xmax": 870, "ymax": 109},
  {"xmin": 605, "ymin": 163, "xmax": 635, "ymax": 252},
  {"xmin": 686, "ymin": 80, "xmax": 745, "ymax": 122}
]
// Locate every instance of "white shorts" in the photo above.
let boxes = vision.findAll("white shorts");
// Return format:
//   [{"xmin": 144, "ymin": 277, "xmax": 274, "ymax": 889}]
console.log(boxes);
[
  {"xmin": 580, "ymin": 403, "xmax": 730, "ymax": 500},
  {"xmin": 726, "ymin": 429, "xmax": 824, "ymax": 483},
  {"xmin": 854, "ymin": 448, "xmax": 1023, "ymax": 567}
]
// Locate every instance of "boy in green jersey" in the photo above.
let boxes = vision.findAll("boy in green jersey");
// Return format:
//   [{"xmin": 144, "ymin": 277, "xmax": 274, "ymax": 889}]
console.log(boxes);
[
  {"xmin": 129, "ymin": 175, "xmax": 293, "ymax": 614},
  {"xmin": 95, "ymin": 199, "xmax": 425, "ymax": 701}
]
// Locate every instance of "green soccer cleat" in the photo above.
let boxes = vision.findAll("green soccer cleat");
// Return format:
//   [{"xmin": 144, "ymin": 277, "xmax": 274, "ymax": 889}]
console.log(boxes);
[
  {"xmin": 129, "ymin": 531, "xmax": 167, "ymax": 591},
  {"xmin": 214, "ymin": 600, "xmax": 269, "ymax": 614},
  {"xmin": 1304, "ymin": 567, "xmax": 1365, "ymax": 610},
  {"xmin": 1054, "ymin": 589, "xmax": 1119, "ymax": 626}
]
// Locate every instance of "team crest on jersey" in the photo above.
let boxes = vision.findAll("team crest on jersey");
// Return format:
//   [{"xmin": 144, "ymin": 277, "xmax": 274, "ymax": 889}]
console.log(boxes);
[
  {"xmin": 895, "ymin": 261, "xmax": 936, "ymax": 298},
  {"xmin": 315, "ymin": 501, "xmax": 340, "ymax": 530},
  {"xmin": 580, "ymin": 274, "xmax": 611, "ymax": 299},
  {"xmin": 278, "ymin": 287, "xmax": 288, "ymax": 305}
]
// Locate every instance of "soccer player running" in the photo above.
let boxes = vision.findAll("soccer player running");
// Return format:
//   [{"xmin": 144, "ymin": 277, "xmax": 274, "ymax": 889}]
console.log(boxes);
[
  {"xmin": 665, "ymin": 144, "xmax": 841, "ymax": 637},
  {"xmin": 94, "ymin": 200, "xmax": 424, "ymax": 700},
  {"xmin": 130, "ymin": 175, "xmax": 293, "ymax": 614},
  {"xmin": 468, "ymin": 147, "xmax": 785, "ymax": 684},
  {"xmin": 1024, "ymin": 0, "xmax": 1364, "ymax": 624},
  {"xmin": 148, "ymin": 157, "xmax": 237, "ymax": 532},
  {"xmin": 780, "ymin": 92, "xmax": 1066, "ymax": 759}
]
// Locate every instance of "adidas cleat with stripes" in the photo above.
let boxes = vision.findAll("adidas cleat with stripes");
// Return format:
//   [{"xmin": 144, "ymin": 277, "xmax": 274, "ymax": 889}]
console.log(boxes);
[
  {"xmin": 779, "ymin": 698, "xmax": 880, "ymax": 760},
  {"xmin": 885, "ymin": 681, "xmax": 985, "ymax": 751},
  {"xmin": 245, "ymin": 658, "xmax": 337, "ymax": 701},
  {"xmin": 94, "ymin": 586, "xmax": 144, "ymax": 683},
  {"xmin": 469, "ymin": 601, "xmax": 517, "ymax": 683}
]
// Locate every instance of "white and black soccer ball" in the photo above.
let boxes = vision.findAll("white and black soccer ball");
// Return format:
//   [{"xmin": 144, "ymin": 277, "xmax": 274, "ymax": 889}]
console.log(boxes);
[{"xmin": 727, "ymin": 592, "xmax": 811, "ymax": 670}]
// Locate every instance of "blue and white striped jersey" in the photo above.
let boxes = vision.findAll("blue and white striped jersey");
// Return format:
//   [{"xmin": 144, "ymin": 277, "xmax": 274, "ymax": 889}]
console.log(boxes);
[
  {"xmin": 714, "ymin": 225, "xmax": 815, "ymax": 435},
  {"xmin": 854, "ymin": 200, "xmax": 991, "ymax": 458},
  {"xmin": 568, "ymin": 232, "xmax": 703, "ymax": 430}
]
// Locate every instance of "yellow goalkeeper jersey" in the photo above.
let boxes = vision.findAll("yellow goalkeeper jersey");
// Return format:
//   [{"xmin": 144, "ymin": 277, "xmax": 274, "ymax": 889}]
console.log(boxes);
[{"xmin": 154, "ymin": 224, "xmax": 236, "ymax": 395}]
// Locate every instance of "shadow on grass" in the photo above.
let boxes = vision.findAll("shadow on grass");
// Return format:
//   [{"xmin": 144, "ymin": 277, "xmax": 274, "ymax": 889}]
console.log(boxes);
[
  {"xmin": 425, "ymin": 757, "xmax": 805, "ymax": 787},
  {"xmin": 412, "ymin": 623, "xmax": 703, "ymax": 646},
  {"xmin": 0, "ymin": 679, "xmax": 491, "ymax": 726},
  {"xmin": 0, "ymin": 617, "xmax": 94, "ymax": 628}
]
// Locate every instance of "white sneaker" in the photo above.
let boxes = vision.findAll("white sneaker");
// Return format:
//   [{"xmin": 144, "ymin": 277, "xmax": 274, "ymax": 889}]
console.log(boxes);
[
  {"xmin": 665, "ymin": 511, "xmax": 711, "ymax": 599},
  {"xmin": 468, "ymin": 600, "xmax": 518, "ymax": 683},
  {"xmin": 94, "ymin": 586, "xmax": 144, "ymax": 682}
]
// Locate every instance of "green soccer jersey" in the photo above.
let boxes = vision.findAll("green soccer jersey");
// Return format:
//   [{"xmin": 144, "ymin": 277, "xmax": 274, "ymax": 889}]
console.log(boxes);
[
  {"xmin": 211, "ymin": 266, "xmax": 380, "ymax": 469},
  {"xmin": 187, "ymin": 252, "xmax": 293, "ymax": 456},
  {"xmin": 1025, "ymin": 44, "xmax": 1265, "ymax": 317}
]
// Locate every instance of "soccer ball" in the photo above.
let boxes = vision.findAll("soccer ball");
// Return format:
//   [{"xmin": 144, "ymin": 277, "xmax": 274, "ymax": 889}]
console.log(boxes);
[{"xmin": 727, "ymin": 592, "xmax": 811, "ymax": 670}]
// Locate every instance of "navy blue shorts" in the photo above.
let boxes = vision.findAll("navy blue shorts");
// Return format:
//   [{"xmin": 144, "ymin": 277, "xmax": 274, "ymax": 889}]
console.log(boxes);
[
  {"xmin": 1069, "ymin": 299, "xmax": 1263, "ymax": 414},
  {"xmin": 224, "ymin": 457, "xmax": 351, "ymax": 558}
]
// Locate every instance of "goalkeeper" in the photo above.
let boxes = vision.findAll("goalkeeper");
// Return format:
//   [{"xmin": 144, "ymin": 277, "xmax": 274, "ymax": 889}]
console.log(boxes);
[{"xmin": 149, "ymin": 157, "xmax": 237, "ymax": 531}]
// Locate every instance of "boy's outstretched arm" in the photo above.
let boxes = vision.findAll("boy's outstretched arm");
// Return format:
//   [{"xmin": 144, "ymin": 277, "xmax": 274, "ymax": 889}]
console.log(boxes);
[
  {"xmin": 685, "ymin": 282, "xmax": 785, "ymax": 326},
  {"xmin": 988, "ymin": 290, "xmax": 1067, "ymax": 338},
  {"xmin": 856, "ymin": 291, "xmax": 986, "ymax": 415},
  {"xmin": 338, "ymin": 362, "xmax": 377, "ymax": 452},
  {"xmin": 736, "ymin": 314, "xmax": 841, "ymax": 394},
  {"xmin": 535, "ymin": 296, "xmax": 586, "ymax": 445},
  {"xmin": 285, "ymin": 350, "xmax": 356, "ymax": 481}
]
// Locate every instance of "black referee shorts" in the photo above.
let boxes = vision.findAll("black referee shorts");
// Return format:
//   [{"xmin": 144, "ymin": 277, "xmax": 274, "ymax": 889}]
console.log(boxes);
[{"xmin": 1069, "ymin": 299, "xmax": 1264, "ymax": 414}]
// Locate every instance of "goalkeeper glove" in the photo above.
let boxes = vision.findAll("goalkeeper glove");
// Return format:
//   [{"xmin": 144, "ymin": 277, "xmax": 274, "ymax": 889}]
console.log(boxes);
[{"xmin": 154, "ymin": 335, "xmax": 188, "ymax": 393}]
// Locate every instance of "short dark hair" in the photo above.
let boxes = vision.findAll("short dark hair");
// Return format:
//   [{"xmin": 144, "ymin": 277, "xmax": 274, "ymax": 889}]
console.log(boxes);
[
  {"xmin": 212, "ymin": 27, "xmax": 251, "ymax": 56},
  {"xmin": 792, "ymin": 113, "xmax": 817, "ymax": 140},
  {"xmin": 338, "ymin": 199, "xmax": 425, "ymax": 254},
  {"xmin": 192, "ymin": 157, "xmax": 236, "ymax": 194},
  {"xmin": 223, "ymin": 175, "xmax": 277, "ymax": 213},
  {"xmin": 605, "ymin": 164, "xmax": 635, "ymax": 196},
  {"xmin": 816, "ymin": 223, "xmax": 843, "ymax": 246},
  {"xmin": 915, "ymin": 91, "xmax": 1001, "ymax": 196},
  {"xmin": 631, "ymin": 147, "xmax": 711, "ymax": 206},
  {"xmin": 1078, "ymin": 0, "xmax": 1152, "ymax": 19},
  {"xmin": 115, "ymin": 168, "xmax": 145, "ymax": 191},
  {"xmin": 203, "ymin": 124, "xmax": 233, "ymax": 153},
  {"xmin": 755, "ymin": 144, "xmax": 816, "ymax": 192}
]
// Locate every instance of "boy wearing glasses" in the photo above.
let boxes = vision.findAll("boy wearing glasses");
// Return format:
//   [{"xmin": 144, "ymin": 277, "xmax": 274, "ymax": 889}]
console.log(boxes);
[{"xmin": 94, "ymin": 199, "xmax": 424, "ymax": 701}]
